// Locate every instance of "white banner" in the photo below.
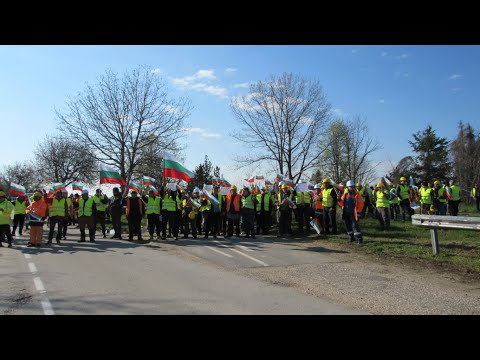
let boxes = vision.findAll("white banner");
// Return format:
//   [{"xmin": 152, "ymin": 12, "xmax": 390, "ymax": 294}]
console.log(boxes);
[
  {"xmin": 220, "ymin": 186, "xmax": 230, "ymax": 196},
  {"xmin": 203, "ymin": 184, "xmax": 213, "ymax": 194},
  {"xmin": 167, "ymin": 183, "xmax": 178, "ymax": 191},
  {"xmin": 296, "ymin": 183, "xmax": 309, "ymax": 192}
]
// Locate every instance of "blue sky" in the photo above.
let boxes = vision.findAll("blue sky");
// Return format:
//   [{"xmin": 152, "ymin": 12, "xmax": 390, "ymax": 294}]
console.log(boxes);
[{"xmin": 1, "ymin": 45, "xmax": 479, "ymax": 187}]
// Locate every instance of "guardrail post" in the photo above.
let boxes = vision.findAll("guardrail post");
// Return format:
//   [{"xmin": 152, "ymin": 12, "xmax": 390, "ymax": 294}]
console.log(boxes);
[{"xmin": 430, "ymin": 228, "xmax": 439, "ymax": 255}]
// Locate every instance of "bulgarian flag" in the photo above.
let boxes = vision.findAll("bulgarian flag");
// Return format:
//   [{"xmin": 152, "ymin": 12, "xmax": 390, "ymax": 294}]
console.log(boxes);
[
  {"xmin": 52, "ymin": 183, "xmax": 66, "ymax": 192},
  {"xmin": 221, "ymin": 178, "xmax": 231, "ymax": 187},
  {"xmin": 163, "ymin": 152, "xmax": 195, "ymax": 183},
  {"xmin": 265, "ymin": 180, "xmax": 272, "ymax": 186},
  {"xmin": 255, "ymin": 176, "xmax": 265, "ymax": 181},
  {"xmin": 10, "ymin": 183, "xmax": 26, "ymax": 196},
  {"xmin": 247, "ymin": 176, "xmax": 255, "ymax": 183},
  {"xmin": 143, "ymin": 176, "xmax": 156, "ymax": 186},
  {"xmin": 72, "ymin": 182, "xmax": 83, "ymax": 191},
  {"xmin": 129, "ymin": 180, "xmax": 140, "ymax": 192},
  {"xmin": 149, "ymin": 186, "xmax": 159, "ymax": 196},
  {"xmin": 100, "ymin": 165, "xmax": 127, "ymax": 185}
]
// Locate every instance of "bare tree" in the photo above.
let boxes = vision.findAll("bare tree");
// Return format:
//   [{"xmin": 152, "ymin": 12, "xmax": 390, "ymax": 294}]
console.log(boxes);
[
  {"xmin": 56, "ymin": 66, "xmax": 191, "ymax": 189},
  {"xmin": 341, "ymin": 117, "xmax": 381, "ymax": 184},
  {"xmin": 34, "ymin": 135, "xmax": 98, "ymax": 186},
  {"xmin": 230, "ymin": 72, "xmax": 330, "ymax": 184},
  {"xmin": 318, "ymin": 117, "xmax": 381, "ymax": 184},
  {"xmin": 0, "ymin": 161, "xmax": 44, "ymax": 193},
  {"xmin": 388, "ymin": 156, "xmax": 416, "ymax": 183}
]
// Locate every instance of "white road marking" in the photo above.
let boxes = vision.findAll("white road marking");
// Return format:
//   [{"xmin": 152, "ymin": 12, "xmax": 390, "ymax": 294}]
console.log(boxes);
[
  {"xmin": 230, "ymin": 248, "xmax": 269, "ymax": 267},
  {"xmin": 24, "ymin": 253, "xmax": 32, "ymax": 259},
  {"xmin": 40, "ymin": 299, "xmax": 55, "ymax": 315},
  {"xmin": 205, "ymin": 246, "xmax": 233, "ymax": 258},
  {"xmin": 212, "ymin": 240, "xmax": 230, "ymax": 248},
  {"xmin": 236, "ymin": 245, "xmax": 254, "ymax": 252},
  {"xmin": 33, "ymin": 277, "xmax": 46, "ymax": 293},
  {"xmin": 28, "ymin": 262, "xmax": 37, "ymax": 274}
]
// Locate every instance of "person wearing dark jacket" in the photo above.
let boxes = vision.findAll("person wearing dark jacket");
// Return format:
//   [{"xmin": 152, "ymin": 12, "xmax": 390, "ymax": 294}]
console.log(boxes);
[
  {"xmin": 126, "ymin": 191, "xmax": 144, "ymax": 241},
  {"xmin": 110, "ymin": 187, "xmax": 124, "ymax": 239}
]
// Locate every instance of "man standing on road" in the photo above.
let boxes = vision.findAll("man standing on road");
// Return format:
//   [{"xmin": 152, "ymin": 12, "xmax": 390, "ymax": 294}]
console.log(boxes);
[
  {"xmin": 77, "ymin": 189, "xmax": 97, "ymax": 243},
  {"xmin": 143, "ymin": 189, "xmax": 161, "ymax": 240},
  {"xmin": 338, "ymin": 180, "xmax": 364, "ymax": 244},
  {"xmin": 93, "ymin": 189, "xmax": 108, "ymax": 238},
  {"xmin": 11, "ymin": 194, "xmax": 27, "ymax": 237},
  {"xmin": 47, "ymin": 190, "xmax": 68, "ymax": 245},
  {"xmin": 0, "ymin": 191, "xmax": 14, "ymax": 248},
  {"xmin": 126, "ymin": 190, "xmax": 144, "ymax": 242},
  {"xmin": 110, "ymin": 187, "xmax": 124, "ymax": 239}
]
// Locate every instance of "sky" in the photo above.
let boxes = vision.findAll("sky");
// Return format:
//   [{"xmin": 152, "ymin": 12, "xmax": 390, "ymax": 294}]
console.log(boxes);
[{"xmin": 1, "ymin": 45, "xmax": 479, "ymax": 189}]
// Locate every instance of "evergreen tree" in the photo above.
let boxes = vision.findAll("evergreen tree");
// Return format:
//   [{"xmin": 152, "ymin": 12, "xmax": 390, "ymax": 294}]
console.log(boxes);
[{"xmin": 409, "ymin": 125, "xmax": 451, "ymax": 181}]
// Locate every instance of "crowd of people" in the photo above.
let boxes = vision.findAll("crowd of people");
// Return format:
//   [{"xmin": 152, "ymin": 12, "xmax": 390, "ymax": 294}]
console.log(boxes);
[{"xmin": 0, "ymin": 176, "xmax": 478, "ymax": 248}]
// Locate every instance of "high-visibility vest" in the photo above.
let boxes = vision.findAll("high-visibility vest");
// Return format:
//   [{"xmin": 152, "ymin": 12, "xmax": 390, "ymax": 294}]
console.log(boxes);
[
  {"xmin": 255, "ymin": 194, "xmax": 262, "ymax": 211},
  {"xmin": 419, "ymin": 187, "xmax": 432, "ymax": 205},
  {"xmin": 162, "ymin": 195, "xmax": 177, "ymax": 212},
  {"xmin": 49, "ymin": 198, "xmax": 67, "ymax": 217},
  {"xmin": 66, "ymin": 197, "xmax": 72, "ymax": 211},
  {"xmin": 358, "ymin": 188, "xmax": 365, "ymax": 200},
  {"xmin": 226, "ymin": 194, "xmax": 241, "ymax": 212},
  {"xmin": 277, "ymin": 192, "xmax": 294, "ymax": 209},
  {"xmin": 398, "ymin": 184, "xmax": 409, "ymax": 200},
  {"xmin": 215, "ymin": 193, "xmax": 223, "ymax": 209},
  {"xmin": 263, "ymin": 193, "xmax": 271, "ymax": 211},
  {"xmin": 314, "ymin": 192, "xmax": 323, "ymax": 210},
  {"xmin": 145, "ymin": 196, "xmax": 161, "ymax": 215},
  {"xmin": 322, "ymin": 188, "xmax": 334, "ymax": 208},
  {"xmin": 14, "ymin": 201, "xmax": 27, "ymax": 215},
  {"xmin": 241, "ymin": 194, "xmax": 255, "ymax": 210},
  {"xmin": 450, "ymin": 185, "xmax": 460, "ymax": 201},
  {"xmin": 375, "ymin": 191, "xmax": 390, "ymax": 208},
  {"xmin": 389, "ymin": 189, "xmax": 399, "ymax": 204},
  {"xmin": 0, "ymin": 201, "xmax": 13, "ymax": 225},
  {"xmin": 296, "ymin": 191, "xmax": 311, "ymax": 205},
  {"xmin": 78, "ymin": 198, "xmax": 95, "ymax": 217},
  {"xmin": 93, "ymin": 195, "xmax": 107, "ymax": 212},
  {"xmin": 199, "ymin": 199, "xmax": 211, "ymax": 213},
  {"xmin": 28, "ymin": 199, "xmax": 47, "ymax": 218},
  {"xmin": 437, "ymin": 186, "xmax": 447, "ymax": 203}
]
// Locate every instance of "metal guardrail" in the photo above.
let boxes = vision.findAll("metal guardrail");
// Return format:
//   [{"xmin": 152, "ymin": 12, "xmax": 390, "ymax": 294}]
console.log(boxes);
[{"xmin": 411, "ymin": 214, "xmax": 480, "ymax": 255}]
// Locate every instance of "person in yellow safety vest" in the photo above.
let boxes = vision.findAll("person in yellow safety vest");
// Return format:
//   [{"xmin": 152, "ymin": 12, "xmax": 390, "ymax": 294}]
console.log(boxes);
[
  {"xmin": 448, "ymin": 179, "xmax": 461, "ymax": 216},
  {"xmin": 433, "ymin": 180, "xmax": 447, "ymax": 216},
  {"xmin": 277, "ymin": 183, "xmax": 294, "ymax": 237},
  {"xmin": 338, "ymin": 180, "xmax": 364, "ymax": 244},
  {"xmin": 389, "ymin": 187, "xmax": 400, "ymax": 221},
  {"xmin": 199, "ymin": 195, "xmax": 212, "ymax": 239},
  {"xmin": 321, "ymin": 178, "xmax": 338, "ymax": 235},
  {"xmin": 256, "ymin": 187, "xmax": 273, "ymax": 235},
  {"xmin": 210, "ymin": 185, "xmax": 224, "ymax": 239},
  {"xmin": 241, "ymin": 186, "xmax": 257, "ymax": 239},
  {"xmin": 77, "ymin": 189, "xmax": 97, "ymax": 243},
  {"xmin": 396, "ymin": 176, "xmax": 412, "ymax": 222},
  {"xmin": 418, "ymin": 181, "xmax": 435, "ymax": 215},
  {"xmin": 47, "ymin": 190, "xmax": 69, "ymax": 245},
  {"xmin": 311, "ymin": 184, "xmax": 325, "ymax": 235},
  {"xmin": 182, "ymin": 192, "xmax": 198, "ymax": 239},
  {"xmin": 143, "ymin": 188, "xmax": 161, "ymax": 240},
  {"xmin": 472, "ymin": 183, "xmax": 480, "ymax": 212},
  {"xmin": 93, "ymin": 189, "xmax": 109, "ymax": 238},
  {"xmin": 161, "ymin": 187, "xmax": 179, "ymax": 240},
  {"xmin": 295, "ymin": 180, "xmax": 312, "ymax": 233},
  {"xmin": 374, "ymin": 182, "xmax": 391, "ymax": 231},
  {"xmin": 0, "ymin": 191, "xmax": 14, "ymax": 247},
  {"xmin": 61, "ymin": 190, "xmax": 72, "ymax": 240},
  {"xmin": 11, "ymin": 194, "xmax": 27, "ymax": 237}
]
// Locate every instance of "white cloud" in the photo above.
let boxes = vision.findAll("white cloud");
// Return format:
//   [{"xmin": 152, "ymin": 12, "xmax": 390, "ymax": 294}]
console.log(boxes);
[
  {"xmin": 171, "ymin": 69, "xmax": 228, "ymax": 98},
  {"xmin": 151, "ymin": 68, "xmax": 162, "ymax": 74},
  {"xmin": 225, "ymin": 68, "xmax": 238, "ymax": 73},
  {"xmin": 448, "ymin": 74, "xmax": 463, "ymax": 80},
  {"xmin": 379, "ymin": 99, "xmax": 385, "ymax": 104},
  {"xmin": 183, "ymin": 127, "xmax": 222, "ymax": 138},
  {"xmin": 451, "ymin": 88, "xmax": 462, "ymax": 93},
  {"xmin": 381, "ymin": 51, "xmax": 388, "ymax": 57},
  {"xmin": 396, "ymin": 53, "xmax": 408, "ymax": 60},
  {"xmin": 233, "ymin": 82, "xmax": 250, "ymax": 88}
]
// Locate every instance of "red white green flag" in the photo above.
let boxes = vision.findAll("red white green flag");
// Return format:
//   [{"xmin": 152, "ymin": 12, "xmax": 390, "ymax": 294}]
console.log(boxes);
[
  {"xmin": 163, "ymin": 152, "xmax": 195, "ymax": 183},
  {"xmin": 99, "ymin": 165, "xmax": 127, "ymax": 185},
  {"xmin": 72, "ymin": 182, "xmax": 83, "ymax": 191},
  {"xmin": 129, "ymin": 180, "xmax": 140, "ymax": 192},
  {"xmin": 143, "ymin": 176, "xmax": 156, "ymax": 186},
  {"xmin": 247, "ymin": 176, "xmax": 255, "ymax": 183},
  {"xmin": 10, "ymin": 183, "xmax": 26, "ymax": 196},
  {"xmin": 52, "ymin": 183, "xmax": 66, "ymax": 192},
  {"xmin": 148, "ymin": 186, "xmax": 159, "ymax": 196},
  {"xmin": 255, "ymin": 176, "xmax": 265, "ymax": 181}
]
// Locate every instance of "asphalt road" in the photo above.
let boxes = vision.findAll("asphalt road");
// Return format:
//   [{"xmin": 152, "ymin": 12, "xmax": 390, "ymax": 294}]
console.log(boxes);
[{"xmin": 0, "ymin": 225, "xmax": 366, "ymax": 315}]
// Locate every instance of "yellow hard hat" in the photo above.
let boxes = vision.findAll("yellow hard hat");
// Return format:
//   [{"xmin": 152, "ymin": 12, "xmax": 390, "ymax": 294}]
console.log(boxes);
[
  {"xmin": 356, "ymin": 183, "xmax": 361, "ymax": 187},
  {"xmin": 377, "ymin": 182, "xmax": 383, "ymax": 187},
  {"xmin": 400, "ymin": 176, "xmax": 407, "ymax": 181},
  {"xmin": 281, "ymin": 184, "xmax": 288, "ymax": 189},
  {"xmin": 230, "ymin": 185, "xmax": 237, "ymax": 190},
  {"xmin": 0, "ymin": 191, "xmax": 6, "ymax": 197},
  {"xmin": 322, "ymin": 177, "xmax": 331, "ymax": 183},
  {"xmin": 434, "ymin": 180, "xmax": 440, "ymax": 185}
]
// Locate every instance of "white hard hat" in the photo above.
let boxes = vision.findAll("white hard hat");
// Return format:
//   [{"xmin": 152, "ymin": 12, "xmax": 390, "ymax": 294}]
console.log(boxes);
[
  {"xmin": 314, "ymin": 184, "xmax": 321, "ymax": 189},
  {"xmin": 193, "ymin": 187, "xmax": 200, "ymax": 193},
  {"xmin": 346, "ymin": 180, "xmax": 355, "ymax": 187}
]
